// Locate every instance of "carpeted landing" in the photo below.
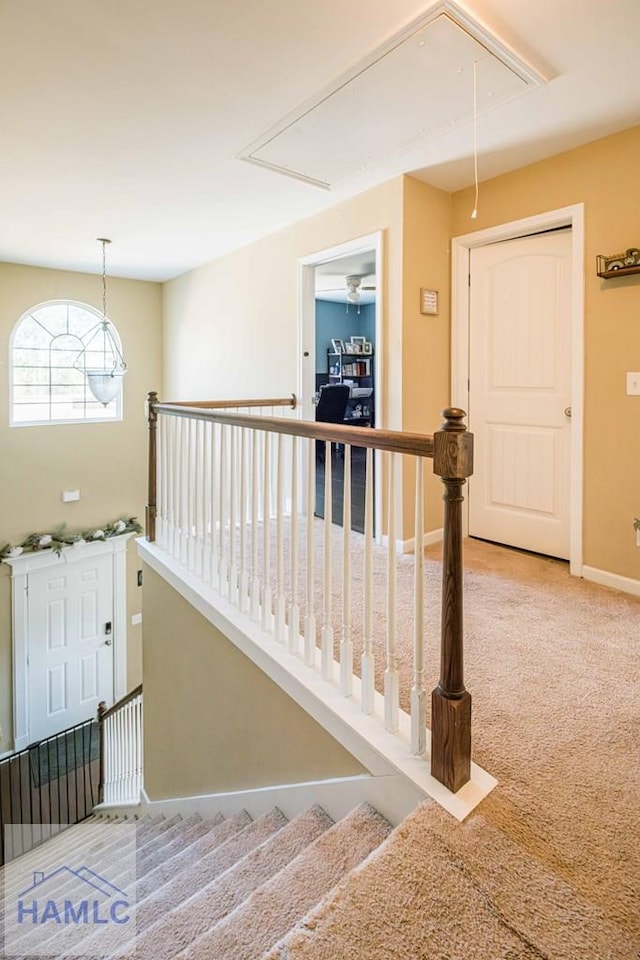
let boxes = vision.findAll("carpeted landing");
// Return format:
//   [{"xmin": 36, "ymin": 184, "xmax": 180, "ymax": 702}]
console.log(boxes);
[{"xmin": 3, "ymin": 804, "xmax": 637, "ymax": 960}]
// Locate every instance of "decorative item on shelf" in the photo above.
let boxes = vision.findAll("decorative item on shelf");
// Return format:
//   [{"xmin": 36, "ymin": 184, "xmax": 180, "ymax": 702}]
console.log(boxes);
[
  {"xmin": 330, "ymin": 338, "xmax": 345, "ymax": 354},
  {"xmin": 362, "ymin": 341, "xmax": 373, "ymax": 355},
  {"xmin": 350, "ymin": 335, "xmax": 366, "ymax": 354},
  {"xmin": 344, "ymin": 342, "xmax": 356, "ymax": 354},
  {"xmin": 596, "ymin": 247, "xmax": 640, "ymax": 278},
  {"xmin": 74, "ymin": 239, "xmax": 127, "ymax": 404},
  {"xmin": 0, "ymin": 516, "xmax": 142, "ymax": 561}
]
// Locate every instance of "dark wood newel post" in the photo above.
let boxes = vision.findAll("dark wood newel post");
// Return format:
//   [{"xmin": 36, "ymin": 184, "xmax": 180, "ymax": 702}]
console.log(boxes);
[
  {"xmin": 432, "ymin": 408, "xmax": 473, "ymax": 793},
  {"xmin": 146, "ymin": 391, "xmax": 158, "ymax": 542}
]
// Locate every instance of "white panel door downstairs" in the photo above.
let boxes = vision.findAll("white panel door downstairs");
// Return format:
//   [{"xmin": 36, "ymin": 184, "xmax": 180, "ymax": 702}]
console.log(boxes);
[
  {"xmin": 28, "ymin": 553, "xmax": 114, "ymax": 743},
  {"xmin": 468, "ymin": 230, "xmax": 572, "ymax": 560}
]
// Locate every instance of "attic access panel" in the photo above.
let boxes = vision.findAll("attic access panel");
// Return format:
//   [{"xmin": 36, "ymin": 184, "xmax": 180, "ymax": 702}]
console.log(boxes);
[{"xmin": 239, "ymin": 4, "xmax": 545, "ymax": 189}]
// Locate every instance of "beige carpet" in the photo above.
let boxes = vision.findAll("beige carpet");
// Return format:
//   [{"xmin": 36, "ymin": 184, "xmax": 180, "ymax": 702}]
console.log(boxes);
[{"xmin": 279, "ymin": 530, "xmax": 640, "ymax": 955}]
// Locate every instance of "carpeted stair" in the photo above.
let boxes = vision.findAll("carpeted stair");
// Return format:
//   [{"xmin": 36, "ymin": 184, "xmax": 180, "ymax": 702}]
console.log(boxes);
[{"xmin": 3, "ymin": 800, "xmax": 637, "ymax": 960}]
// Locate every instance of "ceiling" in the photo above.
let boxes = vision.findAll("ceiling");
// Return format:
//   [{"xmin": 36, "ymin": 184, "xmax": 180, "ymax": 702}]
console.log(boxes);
[
  {"xmin": 315, "ymin": 253, "xmax": 377, "ymax": 305},
  {"xmin": 1, "ymin": 0, "xmax": 639, "ymax": 282}
]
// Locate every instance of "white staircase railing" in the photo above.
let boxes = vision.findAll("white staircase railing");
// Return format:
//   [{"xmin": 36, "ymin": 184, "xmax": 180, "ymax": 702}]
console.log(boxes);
[
  {"xmin": 98, "ymin": 685, "xmax": 143, "ymax": 805},
  {"xmin": 145, "ymin": 392, "xmax": 474, "ymax": 795}
]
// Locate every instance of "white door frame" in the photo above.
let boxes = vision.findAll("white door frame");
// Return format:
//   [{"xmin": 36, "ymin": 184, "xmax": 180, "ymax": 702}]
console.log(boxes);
[
  {"xmin": 4, "ymin": 535, "xmax": 131, "ymax": 751},
  {"xmin": 297, "ymin": 231, "xmax": 384, "ymax": 539},
  {"xmin": 451, "ymin": 204, "xmax": 584, "ymax": 576}
]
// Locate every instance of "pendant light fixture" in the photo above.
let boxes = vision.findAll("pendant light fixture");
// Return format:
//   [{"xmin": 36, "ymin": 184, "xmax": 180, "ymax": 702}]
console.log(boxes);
[{"xmin": 82, "ymin": 238, "xmax": 127, "ymax": 405}]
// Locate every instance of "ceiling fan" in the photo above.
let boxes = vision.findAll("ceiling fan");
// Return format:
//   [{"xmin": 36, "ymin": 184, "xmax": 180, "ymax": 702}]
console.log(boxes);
[{"xmin": 345, "ymin": 274, "xmax": 376, "ymax": 303}]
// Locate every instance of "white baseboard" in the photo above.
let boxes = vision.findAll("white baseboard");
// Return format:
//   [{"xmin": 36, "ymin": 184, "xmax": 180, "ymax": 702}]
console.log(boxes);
[
  {"xmin": 135, "ymin": 774, "xmax": 427, "ymax": 827},
  {"xmin": 95, "ymin": 774, "xmax": 426, "ymax": 827},
  {"xmin": 582, "ymin": 565, "xmax": 640, "ymax": 597},
  {"xmin": 382, "ymin": 528, "xmax": 443, "ymax": 555}
]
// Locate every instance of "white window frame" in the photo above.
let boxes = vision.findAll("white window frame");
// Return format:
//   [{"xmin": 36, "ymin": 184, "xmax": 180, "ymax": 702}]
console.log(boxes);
[{"xmin": 10, "ymin": 299, "xmax": 124, "ymax": 427}]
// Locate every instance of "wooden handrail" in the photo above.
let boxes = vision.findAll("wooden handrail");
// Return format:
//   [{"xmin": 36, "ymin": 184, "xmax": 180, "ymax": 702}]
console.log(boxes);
[
  {"xmin": 98, "ymin": 684, "xmax": 143, "ymax": 724},
  {"xmin": 163, "ymin": 395, "xmax": 297, "ymax": 410},
  {"xmin": 152, "ymin": 402, "xmax": 436, "ymax": 458}
]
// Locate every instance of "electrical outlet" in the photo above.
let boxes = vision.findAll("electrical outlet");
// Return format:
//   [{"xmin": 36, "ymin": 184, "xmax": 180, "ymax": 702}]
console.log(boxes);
[
  {"xmin": 131, "ymin": 613, "xmax": 142, "ymax": 626},
  {"xmin": 626, "ymin": 372, "xmax": 640, "ymax": 396}
]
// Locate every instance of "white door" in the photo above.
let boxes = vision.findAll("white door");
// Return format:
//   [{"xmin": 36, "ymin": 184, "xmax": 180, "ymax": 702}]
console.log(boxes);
[
  {"xmin": 28, "ymin": 553, "xmax": 114, "ymax": 742},
  {"xmin": 468, "ymin": 230, "xmax": 572, "ymax": 559}
]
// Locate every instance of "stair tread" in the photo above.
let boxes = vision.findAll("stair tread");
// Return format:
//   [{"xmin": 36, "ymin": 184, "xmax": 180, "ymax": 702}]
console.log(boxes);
[
  {"xmin": 118, "ymin": 805, "xmax": 334, "ymax": 960},
  {"xmin": 29, "ymin": 812, "xmax": 253, "ymax": 959},
  {"xmin": 177, "ymin": 803, "xmax": 391, "ymax": 960},
  {"xmin": 265, "ymin": 802, "xmax": 638, "ymax": 960}
]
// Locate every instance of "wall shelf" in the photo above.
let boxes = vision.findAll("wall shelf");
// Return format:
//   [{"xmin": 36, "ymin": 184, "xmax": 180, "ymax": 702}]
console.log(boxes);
[{"xmin": 596, "ymin": 248, "xmax": 640, "ymax": 279}]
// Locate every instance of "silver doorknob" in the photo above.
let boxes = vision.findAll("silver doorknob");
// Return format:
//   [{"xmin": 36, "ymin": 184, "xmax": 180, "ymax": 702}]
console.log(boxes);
[
  {"xmin": 104, "ymin": 638, "xmax": 112, "ymax": 646},
  {"xmin": 564, "ymin": 406, "xmax": 572, "ymax": 419}
]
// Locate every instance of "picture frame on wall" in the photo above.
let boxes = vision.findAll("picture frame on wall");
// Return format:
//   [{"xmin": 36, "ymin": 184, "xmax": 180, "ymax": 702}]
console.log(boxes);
[{"xmin": 330, "ymin": 338, "xmax": 345, "ymax": 354}]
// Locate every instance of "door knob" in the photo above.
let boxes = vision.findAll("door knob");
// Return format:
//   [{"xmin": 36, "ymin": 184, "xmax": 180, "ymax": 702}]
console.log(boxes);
[
  {"xmin": 104, "ymin": 638, "xmax": 112, "ymax": 646},
  {"xmin": 564, "ymin": 406, "xmax": 572, "ymax": 419}
]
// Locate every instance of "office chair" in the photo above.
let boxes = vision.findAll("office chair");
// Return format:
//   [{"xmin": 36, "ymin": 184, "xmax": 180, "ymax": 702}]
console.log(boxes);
[{"xmin": 315, "ymin": 384, "xmax": 350, "ymax": 460}]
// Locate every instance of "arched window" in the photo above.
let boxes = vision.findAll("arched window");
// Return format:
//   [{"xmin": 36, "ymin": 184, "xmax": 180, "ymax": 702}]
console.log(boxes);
[{"xmin": 10, "ymin": 300, "xmax": 123, "ymax": 426}]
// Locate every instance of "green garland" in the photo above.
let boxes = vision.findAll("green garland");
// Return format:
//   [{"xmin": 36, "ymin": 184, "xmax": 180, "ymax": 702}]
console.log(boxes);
[{"xmin": 0, "ymin": 516, "xmax": 142, "ymax": 561}]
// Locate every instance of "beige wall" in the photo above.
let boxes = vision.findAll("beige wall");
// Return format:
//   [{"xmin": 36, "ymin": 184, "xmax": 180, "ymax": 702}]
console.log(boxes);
[
  {"xmin": 163, "ymin": 178, "xmax": 405, "ymax": 428},
  {"xmin": 451, "ymin": 125, "xmax": 640, "ymax": 580},
  {"xmin": 142, "ymin": 565, "xmax": 365, "ymax": 798},
  {"xmin": 401, "ymin": 176, "xmax": 453, "ymax": 537},
  {"xmin": 0, "ymin": 263, "xmax": 163, "ymax": 749}
]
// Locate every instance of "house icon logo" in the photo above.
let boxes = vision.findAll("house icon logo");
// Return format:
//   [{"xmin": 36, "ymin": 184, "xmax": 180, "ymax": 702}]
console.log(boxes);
[{"xmin": 16, "ymin": 866, "xmax": 130, "ymax": 926}]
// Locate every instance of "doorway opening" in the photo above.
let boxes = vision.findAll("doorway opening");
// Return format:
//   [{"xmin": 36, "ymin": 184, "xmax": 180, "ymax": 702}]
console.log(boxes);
[{"xmin": 297, "ymin": 233, "xmax": 383, "ymax": 537}]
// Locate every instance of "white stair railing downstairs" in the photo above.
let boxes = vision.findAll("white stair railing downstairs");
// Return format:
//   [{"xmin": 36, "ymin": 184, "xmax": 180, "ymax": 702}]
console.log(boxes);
[
  {"xmin": 146, "ymin": 392, "xmax": 474, "ymax": 795},
  {"xmin": 98, "ymin": 685, "xmax": 143, "ymax": 806}
]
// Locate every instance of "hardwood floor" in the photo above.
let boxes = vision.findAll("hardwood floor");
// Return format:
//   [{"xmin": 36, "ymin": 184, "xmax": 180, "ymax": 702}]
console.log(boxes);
[{"xmin": 315, "ymin": 445, "xmax": 373, "ymax": 534}]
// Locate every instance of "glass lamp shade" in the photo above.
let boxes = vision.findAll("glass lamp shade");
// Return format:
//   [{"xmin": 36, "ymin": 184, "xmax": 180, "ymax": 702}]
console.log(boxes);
[{"xmin": 86, "ymin": 369, "xmax": 125, "ymax": 405}]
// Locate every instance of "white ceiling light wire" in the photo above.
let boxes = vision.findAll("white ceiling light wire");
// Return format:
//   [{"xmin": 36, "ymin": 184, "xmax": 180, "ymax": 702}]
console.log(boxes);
[{"xmin": 471, "ymin": 59, "xmax": 479, "ymax": 219}]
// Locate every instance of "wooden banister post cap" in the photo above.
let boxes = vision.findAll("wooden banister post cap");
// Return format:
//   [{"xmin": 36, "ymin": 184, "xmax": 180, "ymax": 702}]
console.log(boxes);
[
  {"xmin": 434, "ymin": 408, "xmax": 473, "ymax": 479},
  {"xmin": 440, "ymin": 408, "xmax": 467, "ymax": 432},
  {"xmin": 97, "ymin": 700, "xmax": 107, "ymax": 720}
]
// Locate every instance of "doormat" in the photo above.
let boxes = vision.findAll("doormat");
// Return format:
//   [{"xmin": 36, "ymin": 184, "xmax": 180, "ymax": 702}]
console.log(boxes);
[{"xmin": 29, "ymin": 722, "xmax": 99, "ymax": 788}]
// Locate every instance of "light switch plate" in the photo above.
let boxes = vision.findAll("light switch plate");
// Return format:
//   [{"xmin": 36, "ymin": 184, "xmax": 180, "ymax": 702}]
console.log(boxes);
[{"xmin": 62, "ymin": 490, "xmax": 80, "ymax": 502}]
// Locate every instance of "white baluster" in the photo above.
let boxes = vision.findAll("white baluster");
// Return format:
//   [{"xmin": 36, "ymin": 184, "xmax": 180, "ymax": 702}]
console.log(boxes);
[
  {"xmin": 250, "ymin": 429, "xmax": 261, "ymax": 620},
  {"xmin": 262, "ymin": 432, "xmax": 273, "ymax": 633},
  {"xmin": 197, "ymin": 418, "xmax": 206, "ymax": 577},
  {"xmin": 172, "ymin": 417, "xmax": 181, "ymax": 560},
  {"xmin": 411, "ymin": 456, "xmax": 426, "ymax": 755},
  {"xmin": 340, "ymin": 444, "xmax": 353, "ymax": 696},
  {"xmin": 321, "ymin": 441, "xmax": 334, "ymax": 681},
  {"xmin": 239, "ymin": 428, "xmax": 249, "ymax": 612},
  {"xmin": 304, "ymin": 437, "xmax": 316, "ymax": 666},
  {"xmin": 385, "ymin": 452, "xmax": 399, "ymax": 733},
  {"xmin": 203, "ymin": 421, "xmax": 212, "ymax": 584},
  {"xmin": 218, "ymin": 424, "xmax": 228, "ymax": 593},
  {"xmin": 228, "ymin": 425, "xmax": 238, "ymax": 602},
  {"xmin": 361, "ymin": 446, "xmax": 375, "ymax": 714},
  {"xmin": 157, "ymin": 414, "xmax": 165, "ymax": 547},
  {"xmin": 186, "ymin": 417, "xmax": 195, "ymax": 570},
  {"xmin": 209, "ymin": 422, "xmax": 219, "ymax": 588},
  {"xmin": 274, "ymin": 434, "xmax": 286, "ymax": 641},
  {"xmin": 288, "ymin": 435, "xmax": 300, "ymax": 652}
]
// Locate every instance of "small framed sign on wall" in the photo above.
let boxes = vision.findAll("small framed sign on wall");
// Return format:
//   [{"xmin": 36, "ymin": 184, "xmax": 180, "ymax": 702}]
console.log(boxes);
[{"xmin": 420, "ymin": 288, "xmax": 439, "ymax": 315}]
